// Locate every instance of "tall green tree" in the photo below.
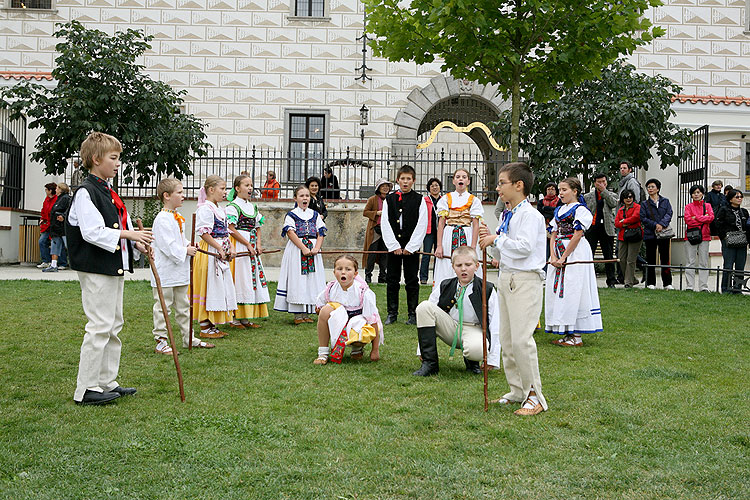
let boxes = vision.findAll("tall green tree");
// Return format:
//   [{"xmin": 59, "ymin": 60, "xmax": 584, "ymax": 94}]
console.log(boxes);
[
  {"xmin": 0, "ymin": 21, "xmax": 208, "ymax": 185},
  {"xmin": 364, "ymin": 0, "xmax": 663, "ymax": 161},
  {"xmin": 492, "ymin": 61, "xmax": 694, "ymax": 191}
]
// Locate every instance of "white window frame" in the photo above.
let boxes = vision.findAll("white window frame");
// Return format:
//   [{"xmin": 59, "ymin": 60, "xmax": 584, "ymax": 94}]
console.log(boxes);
[
  {"xmin": 3, "ymin": 0, "xmax": 56, "ymax": 11},
  {"xmin": 287, "ymin": 0, "xmax": 331, "ymax": 21}
]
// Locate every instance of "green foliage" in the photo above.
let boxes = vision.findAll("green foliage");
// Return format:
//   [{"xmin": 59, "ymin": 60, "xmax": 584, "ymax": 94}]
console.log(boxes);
[
  {"xmin": 492, "ymin": 61, "xmax": 694, "ymax": 191},
  {"xmin": 0, "ymin": 280, "xmax": 748, "ymax": 499},
  {"xmin": 0, "ymin": 21, "xmax": 209, "ymax": 185},
  {"xmin": 130, "ymin": 196, "xmax": 161, "ymax": 228},
  {"xmin": 364, "ymin": 0, "xmax": 664, "ymax": 160}
]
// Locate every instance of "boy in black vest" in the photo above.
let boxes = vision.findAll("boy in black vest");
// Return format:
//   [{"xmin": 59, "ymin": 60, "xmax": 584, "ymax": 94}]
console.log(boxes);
[
  {"xmin": 380, "ymin": 165, "xmax": 429, "ymax": 325},
  {"xmin": 413, "ymin": 246, "xmax": 500, "ymax": 376},
  {"xmin": 66, "ymin": 132, "xmax": 153, "ymax": 405}
]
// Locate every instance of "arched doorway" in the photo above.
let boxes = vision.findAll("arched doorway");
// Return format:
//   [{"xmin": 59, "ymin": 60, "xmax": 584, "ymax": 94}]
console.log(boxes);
[{"xmin": 392, "ymin": 75, "xmax": 509, "ymax": 199}]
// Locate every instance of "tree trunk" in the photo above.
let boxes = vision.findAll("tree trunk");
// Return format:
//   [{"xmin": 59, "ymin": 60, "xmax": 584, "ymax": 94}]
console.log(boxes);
[{"xmin": 510, "ymin": 70, "xmax": 521, "ymax": 162}]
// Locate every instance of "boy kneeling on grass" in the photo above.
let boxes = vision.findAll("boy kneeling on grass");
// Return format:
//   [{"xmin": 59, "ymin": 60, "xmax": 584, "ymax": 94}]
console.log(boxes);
[
  {"xmin": 313, "ymin": 255, "xmax": 383, "ymax": 365},
  {"xmin": 413, "ymin": 245, "xmax": 500, "ymax": 376},
  {"xmin": 66, "ymin": 132, "xmax": 153, "ymax": 406},
  {"xmin": 150, "ymin": 178, "xmax": 215, "ymax": 354}
]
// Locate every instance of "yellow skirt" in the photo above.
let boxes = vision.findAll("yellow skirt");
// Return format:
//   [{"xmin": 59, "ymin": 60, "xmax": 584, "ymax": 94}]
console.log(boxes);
[
  {"xmin": 191, "ymin": 240, "xmax": 233, "ymax": 325},
  {"xmin": 235, "ymin": 303, "xmax": 269, "ymax": 320}
]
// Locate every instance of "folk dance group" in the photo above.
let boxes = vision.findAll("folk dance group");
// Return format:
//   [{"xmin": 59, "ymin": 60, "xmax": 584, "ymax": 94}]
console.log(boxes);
[{"xmin": 67, "ymin": 132, "xmax": 602, "ymax": 416}]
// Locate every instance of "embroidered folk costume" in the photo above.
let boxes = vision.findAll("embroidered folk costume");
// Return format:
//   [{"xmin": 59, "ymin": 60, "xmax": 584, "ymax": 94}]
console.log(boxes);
[
  {"xmin": 226, "ymin": 197, "xmax": 270, "ymax": 320},
  {"xmin": 273, "ymin": 207, "xmax": 327, "ymax": 314},
  {"xmin": 191, "ymin": 200, "xmax": 237, "ymax": 325},
  {"xmin": 545, "ymin": 202, "xmax": 603, "ymax": 336},
  {"xmin": 316, "ymin": 276, "xmax": 383, "ymax": 364},
  {"xmin": 433, "ymin": 191, "xmax": 484, "ymax": 287}
]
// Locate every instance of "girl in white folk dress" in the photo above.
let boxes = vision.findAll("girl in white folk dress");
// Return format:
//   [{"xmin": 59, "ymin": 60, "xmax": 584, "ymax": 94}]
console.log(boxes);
[
  {"xmin": 273, "ymin": 185, "xmax": 327, "ymax": 325},
  {"xmin": 226, "ymin": 174, "xmax": 270, "ymax": 329},
  {"xmin": 313, "ymin": 254, "xmax": 383, "ymax": 365},
  {"xmin": 545, "ymin": 177, "xmax": 602, "ymax": 347},
  {"xmin": 191, "ymin": 175, "xmax": 237, "ymax": 339},
  {"xmin": 433, "ymin": 168, "xmax": 484, "ymax": 288}
]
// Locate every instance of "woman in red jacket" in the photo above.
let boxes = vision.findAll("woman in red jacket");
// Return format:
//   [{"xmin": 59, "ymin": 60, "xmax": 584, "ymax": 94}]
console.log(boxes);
[
  {"xmin": 614, "ymin": 189, "xmax": 642, "ymax": 288},
  {"xmin": 683, "ymin": 184, "xmax": 715, "ymax": 291},
  {"xmin": 37, "ymin": 182, "xmax": 58, "ymax": 269}
]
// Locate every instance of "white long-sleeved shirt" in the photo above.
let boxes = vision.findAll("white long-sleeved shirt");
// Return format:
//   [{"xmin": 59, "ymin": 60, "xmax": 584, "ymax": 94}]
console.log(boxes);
[
  {"xmin": 67, "ymin": 186, "xmax": 138, "ymax": 270},
  {"xmin": 428, "ymin": 280, "xmax": 501, "ymax": 368},
  {"xmin": 492, "ymin": 199, "xmax": 546, "ymax": 274},
  {"xmin": 380, "ymin": 193, "xmax": 429, "ymax": 253},
  {"xmin": 150, "ymin": 210, "xmax": 190, "ymax": 288}
]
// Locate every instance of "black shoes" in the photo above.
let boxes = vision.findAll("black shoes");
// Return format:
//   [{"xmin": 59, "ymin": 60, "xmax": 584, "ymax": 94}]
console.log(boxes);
[
  {"xmin": 464, "ymin": 358, "xmax": 482, "ymax": 374},
  {"xmin": 384, "ymin": 315, "xmax": 398, "ymax": 325},
  {"xmin": 75, "ymin": 389, "xmax": 120, "ymax": 406},
  {"xmin": 405, "ymin": 315, "xmax": 417, "ymax": 325},
  {"xmin": 413, "ymin": 326, "xmax": 439, "ymax": 376},
  {"xmin": 111, "ymin": 386, "xmax": 137, "ymax": 396}
]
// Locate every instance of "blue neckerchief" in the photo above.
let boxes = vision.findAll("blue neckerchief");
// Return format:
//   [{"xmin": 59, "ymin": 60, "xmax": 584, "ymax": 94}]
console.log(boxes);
[{"xmin": 497, "ymin": 199, "xmax": 528, "ymax": 235}]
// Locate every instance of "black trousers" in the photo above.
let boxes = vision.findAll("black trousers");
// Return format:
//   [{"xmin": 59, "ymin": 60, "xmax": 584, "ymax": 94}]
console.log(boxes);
[
  {"xmin": 585, "ymin": 224, "xmax": 616, "ymax": 285},
  {"xmin": 386, "ymin": 252, "xmax": 420, "ymax": 318},
  {"xmin": 644, "ymin": 238, "xmax": 672, "ymax": 287},
  {"xmin": 365, "ymin": 237, "xmax": 387, "ymax": 282}
]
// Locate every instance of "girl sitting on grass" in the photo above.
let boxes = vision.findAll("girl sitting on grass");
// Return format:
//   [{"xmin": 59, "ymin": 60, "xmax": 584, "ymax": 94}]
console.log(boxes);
[{"xmin": 313, "ymin": 254, "xmax": 383, "ymax": 365}]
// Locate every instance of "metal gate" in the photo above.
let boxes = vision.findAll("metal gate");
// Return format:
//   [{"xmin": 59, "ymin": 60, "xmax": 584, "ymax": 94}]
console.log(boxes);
[
  {"xmin": 676, "ymin": 125, "xmax": 708, "ymax": 238},
  {"xmin": 0, "ymin": 109, "xmax": 26, "ymax": 209}
]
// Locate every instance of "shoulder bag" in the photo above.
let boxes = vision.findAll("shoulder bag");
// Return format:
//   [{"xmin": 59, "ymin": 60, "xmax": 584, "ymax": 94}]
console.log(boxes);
[
  {"xmin": 686, "ymin": 202, "xmax": 705, "ymax": 245},
  {"xmin": 725, "ymin": 209, "xmax": 748, "ymax": 248},
  {"xmin": 646, "ymin": 199, "xmax": 675, "ymax": 239},
  {"xmin": 622, "ymin": 206, "xmax": 642, "ymax": 243}
]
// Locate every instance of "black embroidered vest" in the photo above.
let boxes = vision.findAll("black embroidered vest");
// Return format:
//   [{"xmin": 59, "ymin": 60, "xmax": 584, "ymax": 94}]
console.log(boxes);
[{"xmin": 436, "ymin": 276, "xmax": 494, "ymax": 348}]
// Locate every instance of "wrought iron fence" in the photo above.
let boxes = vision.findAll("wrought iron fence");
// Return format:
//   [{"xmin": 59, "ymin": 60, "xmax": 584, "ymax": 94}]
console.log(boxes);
[
  {"xmin": 63, "ymin": 147, "xmax": 509, "ymax": 202},
  {"xmin": 0, "ymin": 109, "xmax": 26, "ymax": 209}
]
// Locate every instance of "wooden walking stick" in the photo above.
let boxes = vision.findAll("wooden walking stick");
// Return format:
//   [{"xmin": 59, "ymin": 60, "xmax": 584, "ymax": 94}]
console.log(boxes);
[
  {"xmin": 481, "ymin": 248, "xmax": 489, "ymax": 412},
  {"xmin": 189, "ymin": 213, "xmax": 196, "ymax": 351},
  {"xmin": 138, "ymin": 219, "xmax": 186, "ymax": 402}
]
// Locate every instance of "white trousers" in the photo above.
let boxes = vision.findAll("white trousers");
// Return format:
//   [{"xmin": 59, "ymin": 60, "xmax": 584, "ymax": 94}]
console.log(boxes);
[
  {"xmin": 497, "ymin": 271, "xmax": 547, "ymax": 409},
  {"xmin": 74, "ymin": 272, "xmax": 125, "ymax": 402},
  {"xmin": 685, "ymin": 240, "xmax": 710, "ymax": 291},
  {"xmin": 416, "ymin": 301, "xmax": 484, "ymax": 362},
  {"xmin": 152, "ymin": 285, "xmax": 196, "ymax": 348}
]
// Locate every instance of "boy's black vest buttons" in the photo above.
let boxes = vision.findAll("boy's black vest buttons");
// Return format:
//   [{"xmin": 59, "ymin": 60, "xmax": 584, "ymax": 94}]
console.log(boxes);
[
  {"xmin": 118, "ymin": 269, "xmax": 123, "ymax": 275},
  {"xmin": 113, "ymin": 222, "xmax": 119, "ymax": 228}
]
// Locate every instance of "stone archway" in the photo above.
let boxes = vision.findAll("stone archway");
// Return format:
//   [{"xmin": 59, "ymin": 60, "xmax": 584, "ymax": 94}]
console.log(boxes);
[{"xmin": 392, "ymin": 75, "xmax": 509, "ymax": 158}]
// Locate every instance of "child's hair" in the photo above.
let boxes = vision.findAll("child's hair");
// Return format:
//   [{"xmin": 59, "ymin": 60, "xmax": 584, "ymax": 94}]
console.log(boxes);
[
  {"xmin": 56, "ymin": 182, "xmax": 70, "ymax": 195},
  {"xmin": 499, "ymin": 162, "xmax": 534, "ymax": 196},
  {"xmin": 204, "ymin": 175, "xmax": 225, "ymax": 191},
  {"xmin": 333, "ymin": 254, "xmax": 359, "ymax": 271},
  {"xmin": 293, "ymin": 184, "xmax": 310, "ymax": 198},
  {"xmin": 80, "ymin": 132, "xmax": 122, "ymax": 170},
  {"xmin": 426, "ymin": 177, "xmax": 442, "ymax": 191},
  {"xmin": 451, "ymin": 245, "xmax": 478, "ymax": 265},
  {"xmin": 233, "ymin": 174, "xmax": 251, "ymax": 190},
  {"xmin": 560, "ymin": 177, "xmax": 582, "ymax": 196},
  {"xmin": 453, "ymin": 168, "xmax": 470, "ymax": 178},
  {"xmin": 397, "ymin": 165, "xmax": 416, "ymax": 179},
  {"xmin": 619, "ymin": 189, "xmax": 636, "ymax": 203},
  {"xmin": 157, "ymin": 178, "xmax": 182, "ymax": 202}
]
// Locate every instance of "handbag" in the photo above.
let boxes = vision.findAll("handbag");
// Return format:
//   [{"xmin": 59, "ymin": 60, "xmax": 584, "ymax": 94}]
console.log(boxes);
[
  {"xmin": 624, "ymin": 227, "xmax": 642, "ymax": 243},
  {"xmin": 725, "ymin": 231, "xmax": 748, "ymax": 248},
  {"xmin": 686, "ymin": 202, "xmax": 705, "ymax": 245}
]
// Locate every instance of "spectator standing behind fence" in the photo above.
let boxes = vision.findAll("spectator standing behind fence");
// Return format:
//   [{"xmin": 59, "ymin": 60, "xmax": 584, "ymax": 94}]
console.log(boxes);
[
  {"xmin": 419, "ymin": 177, "xmax": 442, "ymax": 285},
  {"xmin": 320, "ymin": 167, "xmax": 341, "ymax": 200},
  {"xmin": 705, "ymin": 180, "xmax": 726, "ymax": 236},
  {"xmin": 305, "ymin": 176, "xmax": 328, "ymax": 221},
  {"xmin": 43, "ymin": 183, "xmax": 72, "ymax": 272},
  {"xmin": 640, "ymin": 179, "xmax": 674, "ymax": 290},
  {"xmin": 614, "ymin": 189, "xmax": 642, "ymax": 288},
  {"xmin": 362, "ymin": 178, "xmax": 391, "ymax": 284},
  {"xmin": 583, "ymin": 175, "xmax": 617, "ymax": 288},
  {"xmin": 260, "ymin": 170, "xmax": 280, "ymax": 200},
  {"xmin": 37, "ymin": 182, "xmax": 58, "ymax": 269},
  {"xmin": 683, "ymin": 185, "xmax": 714, "ymax": 292},
  {"xmin": 714, "ymin": 189, "xmax": 749, "ymax": 294}
]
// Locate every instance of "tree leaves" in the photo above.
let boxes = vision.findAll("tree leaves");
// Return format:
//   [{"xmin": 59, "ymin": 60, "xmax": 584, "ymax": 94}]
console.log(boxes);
[{"xmin": 0, "ymin": 20, "xmax": 209, "ymax": 185}]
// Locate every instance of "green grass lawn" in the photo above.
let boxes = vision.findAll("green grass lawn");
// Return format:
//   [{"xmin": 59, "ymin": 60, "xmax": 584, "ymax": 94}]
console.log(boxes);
[{"xmin": 0, "ymin": 280, "xmax": 747, "ymax": 500}]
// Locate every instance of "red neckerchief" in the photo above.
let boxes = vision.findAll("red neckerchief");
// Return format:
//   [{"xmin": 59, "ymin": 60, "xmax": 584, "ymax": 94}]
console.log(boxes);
[{"xmin": 396, "ymin": 191, "xmax": 403, "ymax": 201}]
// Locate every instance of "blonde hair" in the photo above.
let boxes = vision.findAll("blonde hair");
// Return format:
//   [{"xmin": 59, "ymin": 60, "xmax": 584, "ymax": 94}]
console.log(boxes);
[
  {"xmin": 333, "ymin": 254, "xmax": 359, "ymax": 271},
  {"xmin": 80, "ymin": 132, "xmax": 122, "ymax": 170},
  {"xmin": 157, "ymin": 178, "xmax": 182, "ymax": 203},
  {"xmin": 204, "ymin": 175, "xmax": 225, "ymax": 191},
  {"xmin": 451, "ymin": 245, "xmax": 478, "ymax": 264},
  {"xmin": 233, "ymin": 174, "xmax": 251, "ymax": 190},
  {"xmin": 56, "ymin": 182, "xmax": 70, "ymax": 195},
  {"xmin": 454, "ymin": 168, "xmax": 470, "ymax": 178}
]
